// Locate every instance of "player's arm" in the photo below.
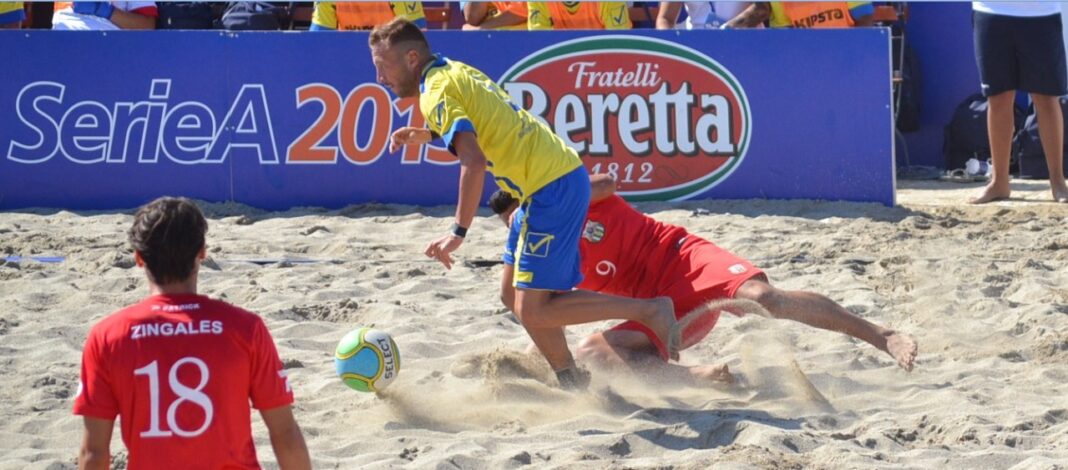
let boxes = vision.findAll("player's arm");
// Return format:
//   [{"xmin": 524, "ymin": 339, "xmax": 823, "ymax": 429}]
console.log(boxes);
[
  {"xmin": 424, "ymin": 131, "xmax": 486, "ymax": 269},
  {"xmin": 261, "ymin": 405, "xmax": 311, "ymax": 470},
  {"xmin": 723, "ymin": 2, "xmax": 769, "ymax": 28},
  {"xmin": 656, "ymin": 1, "xmax": 682, "ymax": 29},
  {"xmin": 590, "ymin": 173, "xmax": 617, "ymax": 202},
  {"xmin": 464, "ymin": 1, "xmax": 489, "ymax": 26},
  {"xmin": 110, "ymin": 6, "xmax": 157, "ymax": 30},
  {"xmin": 452, "ymin": 132, "xmax": 487, "ymax": 233},
  {"xmin": 473, "ymin": 10, "xmax": 526, "ymax": 30},
  {"xmin": 78, "ymin": 417, "xmax": 113, "ymax": 470}
]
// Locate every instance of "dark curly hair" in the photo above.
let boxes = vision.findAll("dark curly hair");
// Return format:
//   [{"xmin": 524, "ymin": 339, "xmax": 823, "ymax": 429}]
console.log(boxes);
[
  {"xmin": 128, "ymin": 197, "xmax": 207, "ymax": 285},
  {"xmin": 488, "ymin": 190, "xmax": 519, "ymax": 215}
]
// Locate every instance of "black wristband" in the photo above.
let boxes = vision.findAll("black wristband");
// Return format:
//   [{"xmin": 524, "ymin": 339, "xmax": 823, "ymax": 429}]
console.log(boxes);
[{"xmin": 450, "ymin": 223, "xmax": 468, "ymax": 238}]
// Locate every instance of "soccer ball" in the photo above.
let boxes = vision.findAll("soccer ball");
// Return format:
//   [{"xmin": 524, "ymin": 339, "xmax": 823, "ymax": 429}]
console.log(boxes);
[{"xmin": 334, "ymin": 327, "xmax": 401, "ymax": 393}]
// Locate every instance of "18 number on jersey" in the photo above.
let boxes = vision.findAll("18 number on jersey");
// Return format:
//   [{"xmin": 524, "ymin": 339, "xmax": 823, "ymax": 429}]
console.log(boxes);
[{"xmin": 134, "ymin": 357, "xmax": 214, "ymax": 438}]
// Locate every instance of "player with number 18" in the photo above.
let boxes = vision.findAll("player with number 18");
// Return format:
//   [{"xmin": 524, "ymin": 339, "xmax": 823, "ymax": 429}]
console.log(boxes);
[{"xmin": 72, "ymin": 197, "xmax": 311, "ymax": 470}]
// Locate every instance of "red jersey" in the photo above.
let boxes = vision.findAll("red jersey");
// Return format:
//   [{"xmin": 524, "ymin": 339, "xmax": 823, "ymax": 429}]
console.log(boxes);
[
  {"xmin": 577, "ymin": 194, "xmax": 689, "ymax": 298},
  {"xmin": 579, "ymin": 195, "xmax": 764, "ymax": 359},
  {"xmin": 73, "ymin": 293, "xmax": 293, "ymax": 470}
]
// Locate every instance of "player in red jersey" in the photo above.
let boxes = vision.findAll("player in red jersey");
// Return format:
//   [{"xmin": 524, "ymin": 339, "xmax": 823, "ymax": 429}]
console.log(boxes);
[
  {"xmin": 73, "ymin": 197, "xmax": 310, "ymax": 470},
  {"xmin": 491, "ymin": 175, "xmax": 918, "ymax": 384}
]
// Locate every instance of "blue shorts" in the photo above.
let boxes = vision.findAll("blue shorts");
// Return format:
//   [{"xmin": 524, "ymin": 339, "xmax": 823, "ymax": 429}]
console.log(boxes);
[{"xmin": 502, "ymin": 167, "xmax": 589, "ymax": 291}]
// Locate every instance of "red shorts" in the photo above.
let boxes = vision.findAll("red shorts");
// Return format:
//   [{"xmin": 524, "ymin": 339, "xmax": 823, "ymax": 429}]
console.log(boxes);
[{"xmin": 607, "ymin": 237, "xmax": 765, "ymax": 360}]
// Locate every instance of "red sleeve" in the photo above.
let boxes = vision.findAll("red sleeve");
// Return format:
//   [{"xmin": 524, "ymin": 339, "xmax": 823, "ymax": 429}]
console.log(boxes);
[
  {"xmin": 72, "ymin": 329, "xmax": 119, "ymax": 420},
  {"xmin": 248, "ymin": 318, "xmax": 294, "ymax": 410},
  {"xmin": 130, "ymin": 6, "xmax": 158, "ymax": 18}
]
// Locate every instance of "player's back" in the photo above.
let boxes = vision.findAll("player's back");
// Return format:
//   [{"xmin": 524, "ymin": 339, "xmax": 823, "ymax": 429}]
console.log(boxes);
[
  {"xmin": 578, "ymin": 195, "xmax": 688, "ymax": 298},
  {"xmin": 74, "ymin": 293, "xmax": 293, "ymax": 470},
  {"xmin": 420, "ymin": 57, "xmax": 581, "ymax": 199}
]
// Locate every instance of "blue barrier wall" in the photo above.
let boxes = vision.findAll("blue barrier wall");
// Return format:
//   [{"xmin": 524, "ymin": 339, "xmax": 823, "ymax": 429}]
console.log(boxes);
[
  {"xmin": 901, "ymin": 2, "xmax": 981, "ymax": 169},
  {"xmin": 1, "ymin": 29, "xmax": 893, "ymax": 210}
]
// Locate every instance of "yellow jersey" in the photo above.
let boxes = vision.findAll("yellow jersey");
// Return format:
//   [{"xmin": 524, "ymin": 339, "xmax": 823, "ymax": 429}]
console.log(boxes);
[
  {"xmin": 0, "ymin": 2, "xmax": 24, "ymax": 25},
  {"xmin": 419, "ymin": 55, "xmax": 582, "ymax": 200},
  {"xmin": 527, "ymin": 1, "xmax": 631, "ymax": 30},
  {"xmin": 311, "ymin": 1, "xmax": 425, "ymax": 31}
]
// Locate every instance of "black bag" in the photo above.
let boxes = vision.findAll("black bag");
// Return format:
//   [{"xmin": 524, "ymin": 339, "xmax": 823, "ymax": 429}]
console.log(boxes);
[
  {"xmin": 1013, "ymin": 97, "xmax": 1068, "ymax": 179},
  {"xmin": 943, "ymin": 93, "xmax": 1024, "ymax": 170},
  {"xmin": 218, "ymin": 2, "xmax": 291, "ymax": 30},
  {"xmin": 158, "ymin": 2, "xmax": 216, "ymax": 30}
]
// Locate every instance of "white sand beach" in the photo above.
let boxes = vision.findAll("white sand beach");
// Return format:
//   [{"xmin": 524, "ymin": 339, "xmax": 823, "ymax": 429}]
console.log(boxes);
[{"xmin": 1, "ymin": 179, "xmax": 1066, "ymax": 469}]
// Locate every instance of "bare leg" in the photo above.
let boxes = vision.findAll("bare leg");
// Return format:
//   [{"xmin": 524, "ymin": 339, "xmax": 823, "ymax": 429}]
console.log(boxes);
[
  {"xmin": 500, "ymin": 265, "xmax": 678, "ymax": 371},
  {"xmin": 734, "ymin": 279, "xmax": 918, "ymax": 371},
  {"xmin": 514, "ymin": 288, "xmax": 676, "ymax": 371},
  {"xmin": 1031, "ymin": 93, "xmax": 1068, "ymax": 202},
  {"xmin": 971, "ymin": 90, "xmax": 1016, "ymax": 204},
  {"xmin": 575, "ymin": 330, "xmax": 734, "ymax": 385}
]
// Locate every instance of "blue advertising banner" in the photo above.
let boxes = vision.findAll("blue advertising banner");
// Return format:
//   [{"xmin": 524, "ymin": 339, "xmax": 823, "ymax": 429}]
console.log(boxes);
[{"xmin": 1, "ymin": 29, "xmax": 893, "ymax": 210}]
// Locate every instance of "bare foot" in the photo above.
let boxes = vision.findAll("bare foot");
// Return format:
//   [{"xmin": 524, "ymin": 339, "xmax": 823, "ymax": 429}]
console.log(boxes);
[
  {"xmin": 884, "ymin": 331, "xmax": 918, "ymax": 371},
  {"xmin": 644, "ymin": 297, "xmax": 680, "ymax": 361},
  {"xmin": 691, "ymin": 363, "xmax": 735, "ymax": 384},
  {"xmin": 969, "ymin": 182, "xmax": 1010, "ymax": 204},
  {"xmin": 1052, "ymin": 183, "xmax": 1068, "ymax": 203}
]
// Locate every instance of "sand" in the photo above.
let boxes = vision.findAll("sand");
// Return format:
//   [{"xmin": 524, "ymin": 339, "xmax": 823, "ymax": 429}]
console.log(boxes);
[{"xmin": 0, "ymin": 178, "xmax": 1066, "ymax": 469}]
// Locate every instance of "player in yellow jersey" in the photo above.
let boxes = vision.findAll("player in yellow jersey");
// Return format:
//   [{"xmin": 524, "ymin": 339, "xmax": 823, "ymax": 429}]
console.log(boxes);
[
  {"xmin": 0, "ymin": 2, "xmax": 25, "ymax": 28},
  {"xmin": 368, "ymin": 18, "xmax": 679, "ymax": 389},
  {"xmin": 311, "ymin": 1, "xmax": 425, "ymax": 31},
  {"xmin": 527, "ymin": 1, "xmax": 631, "ymax": 30}
]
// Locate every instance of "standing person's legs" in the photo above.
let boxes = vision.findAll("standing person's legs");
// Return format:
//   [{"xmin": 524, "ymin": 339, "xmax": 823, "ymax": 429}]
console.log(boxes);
[
  {"xmin": 971, "ymin": 90, "xmax": 1017, "ymax": 204},
  {"xmin": 971, "ymin": 11, "xmax": 1018, "ymax": 204},
  {"xmin": 1031, "ymin": 94, "xmax": 1068, "ymax": 202},
  {"xmin": 1014, "ymin": 12, "xmax": 1068, "ymax": 202}
]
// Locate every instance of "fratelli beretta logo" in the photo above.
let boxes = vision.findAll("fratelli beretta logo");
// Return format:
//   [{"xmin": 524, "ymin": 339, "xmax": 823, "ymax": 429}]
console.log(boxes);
[{"xmin": 500, "ymin": 36, "xmax": 752, "ymax": 201}]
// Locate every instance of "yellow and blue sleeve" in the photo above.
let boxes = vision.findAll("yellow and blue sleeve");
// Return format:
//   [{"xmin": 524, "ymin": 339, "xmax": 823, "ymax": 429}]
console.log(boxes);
[
  {"xmin": 847, "ymin": 1, "xmax": 874, "ymax": 21},
  {"xmin": 0, "ymin": 2, "xmax": 25, "ymax": 25},
  {"xmin": 310, "ymin": 1, "xmax": 337, "ymax": 30},
  {"xmin": 600, "ymin": 2, "xmax": 631, "ymax": 29},
  {"xmin": 526, "ymin": 2, "xmax": 552, "ymax": 30},
  {"xmin": 421, "ymin": 77, "xmax": 475, "ymax": 151}
]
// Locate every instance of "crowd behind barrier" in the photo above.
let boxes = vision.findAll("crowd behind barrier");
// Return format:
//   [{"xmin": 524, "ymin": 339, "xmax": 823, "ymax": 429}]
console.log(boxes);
[{"xmin": 1, "ymin": 2, "xmax": 906, "ymax": 33}]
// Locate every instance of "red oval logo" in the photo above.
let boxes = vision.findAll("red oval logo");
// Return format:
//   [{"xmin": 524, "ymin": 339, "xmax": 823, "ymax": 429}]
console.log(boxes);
[{"xmin": 501, "ymin": 36, "xmax": 751, "ymax": 201}]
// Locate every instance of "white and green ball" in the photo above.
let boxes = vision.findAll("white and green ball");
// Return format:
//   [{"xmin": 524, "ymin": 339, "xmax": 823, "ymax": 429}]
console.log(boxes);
[{"xmin": 334, "ymin": 327, "xmax": 400, "ymax": 392}]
